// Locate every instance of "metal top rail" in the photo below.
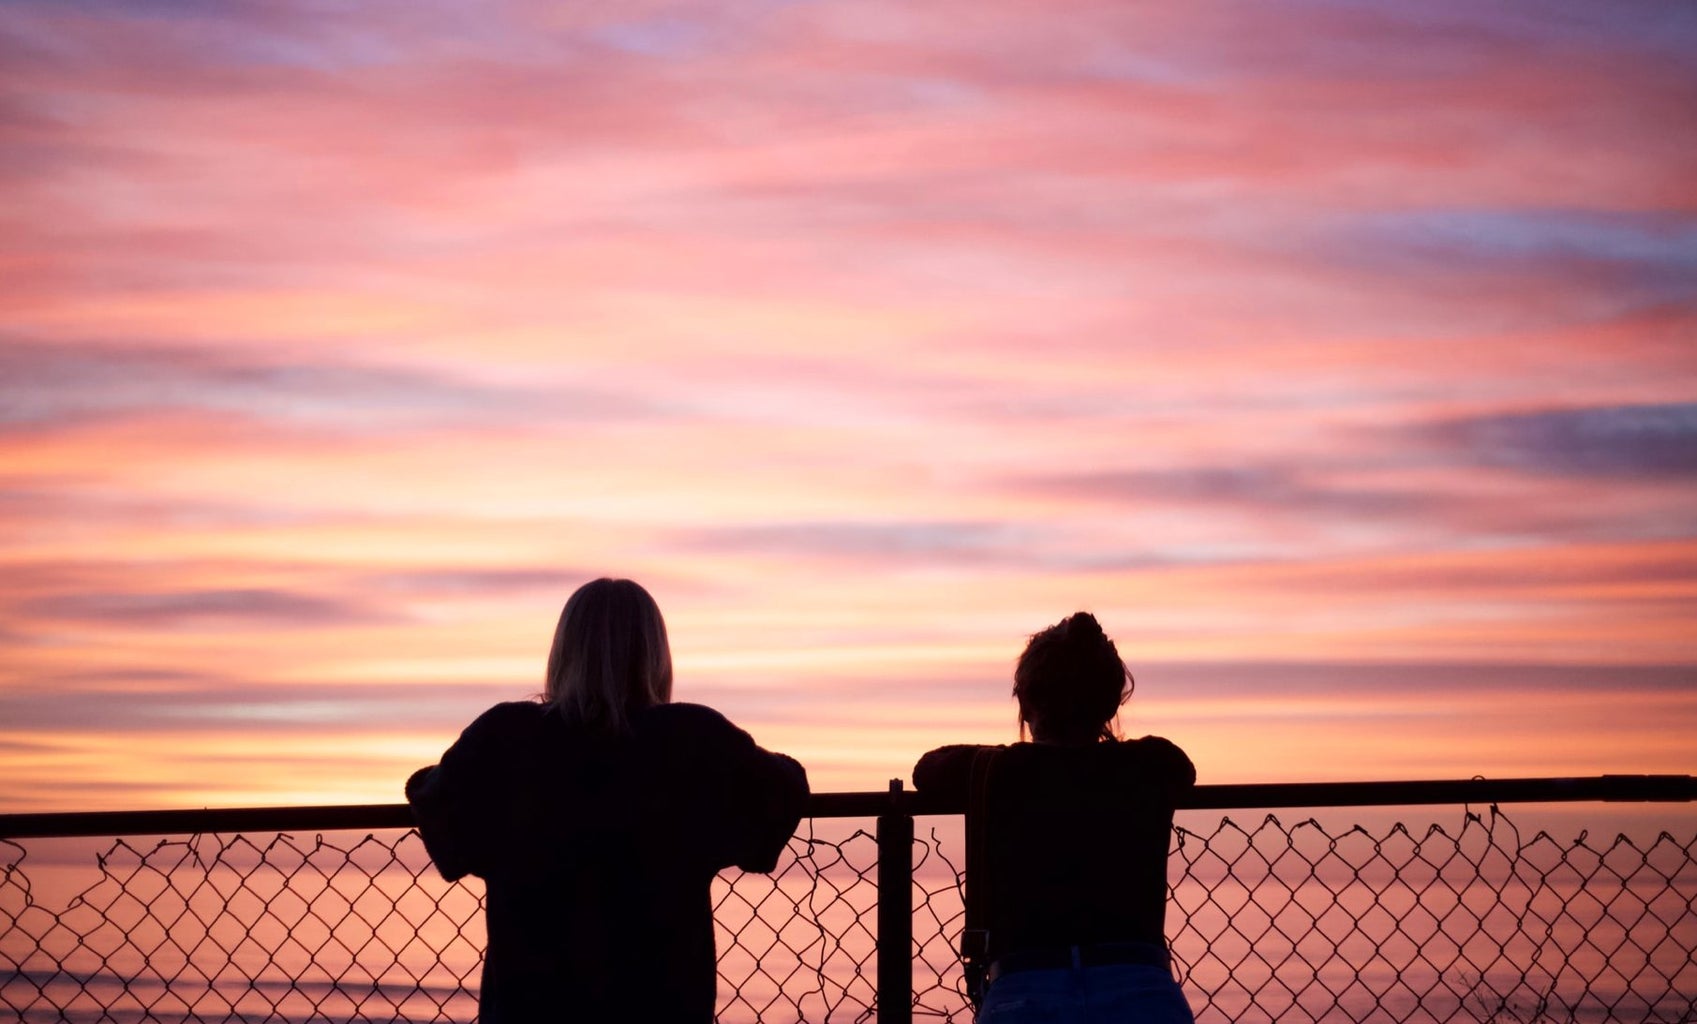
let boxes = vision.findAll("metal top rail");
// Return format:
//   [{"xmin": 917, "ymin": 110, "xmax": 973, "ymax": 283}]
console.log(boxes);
[{"xmin": 1, "ymin": 774, "xmax": 1690, "ymax": 840}]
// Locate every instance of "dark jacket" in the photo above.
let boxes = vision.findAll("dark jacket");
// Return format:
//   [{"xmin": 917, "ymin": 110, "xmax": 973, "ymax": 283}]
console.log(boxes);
[
  {"xmin": 913, "ymin": 736, "xmax": 1194, "ymax": 958},
  {"xmin": 407, "ymin": 700, "xmax": 809, "ymax": 1023}
]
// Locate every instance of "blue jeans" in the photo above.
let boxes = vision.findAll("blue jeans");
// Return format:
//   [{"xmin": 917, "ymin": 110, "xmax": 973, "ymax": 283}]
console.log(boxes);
[{"xmin": 977, "ymin": 962, "xmax": 1196, "ymax": 1024}]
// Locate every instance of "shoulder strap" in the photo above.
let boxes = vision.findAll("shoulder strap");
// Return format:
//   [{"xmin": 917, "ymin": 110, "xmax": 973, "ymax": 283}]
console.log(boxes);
[{"xmin": 960, "ymin": 745, "xmax": 1000, "ymax": 991}]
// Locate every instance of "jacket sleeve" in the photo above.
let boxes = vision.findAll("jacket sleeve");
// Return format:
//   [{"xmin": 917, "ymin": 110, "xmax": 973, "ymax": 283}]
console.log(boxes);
[
  {"xmin": 911, "ymin": 744, "xmax": 997, "ymax": 804},
  {"xmin": 1134, "ymin": 735, "xmax": 1197, "ymax": 805},
  {"xmin": 686, "ymin": 706, "xmax": 808, "ymax": 874},
  {"xmin": 405, "ymin": 705, "xmax": 515, "ymax": 881},
  {"xmin": 726, "ymin": 746, "xmax": 810, "ymax": 873}
]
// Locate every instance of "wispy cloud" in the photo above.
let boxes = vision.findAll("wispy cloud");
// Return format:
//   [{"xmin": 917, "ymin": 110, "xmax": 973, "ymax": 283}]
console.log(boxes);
[
  {"xmin": 354, "ymin": 567, "xmax": 586, "ymax": 597},
  {"xmin": 18, "ymin": 587, "xmax": 386, "ymax": 630},
  {"xmin": 0, "ymin": 339, "xmax": 672, "ymax": 435},
  {"xmin": 1030, "ymin": 467, "xmax": 1438, "ymax": 520},
  {"xmin": 680, "ymin": 520, "xmax": 1035, "ymax": 564},
  {"xmin": 0, "ymin": 676, "xmax": 507, "ymax": 733},
  {"xmin": 1432, "ymin": 402, "xmax": 1697, "ymax": 479}
]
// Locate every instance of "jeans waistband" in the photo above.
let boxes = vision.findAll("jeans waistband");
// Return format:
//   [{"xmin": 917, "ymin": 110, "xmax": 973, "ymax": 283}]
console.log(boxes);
[{"xmin": 987, "ymin": 941, "xmax": 1170, "ymax": 983}]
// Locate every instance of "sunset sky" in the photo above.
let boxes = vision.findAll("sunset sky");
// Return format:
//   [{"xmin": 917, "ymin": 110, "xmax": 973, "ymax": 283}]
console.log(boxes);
[{"xmin": 2, "ymin": 0, "xmax": 1694, "ymax": 816}]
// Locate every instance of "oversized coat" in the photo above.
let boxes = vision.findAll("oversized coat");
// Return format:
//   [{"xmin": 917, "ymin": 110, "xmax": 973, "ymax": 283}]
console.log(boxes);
[{"xmin": 407, "ymin": 700, "xmax": 809, "ymax": 1023}]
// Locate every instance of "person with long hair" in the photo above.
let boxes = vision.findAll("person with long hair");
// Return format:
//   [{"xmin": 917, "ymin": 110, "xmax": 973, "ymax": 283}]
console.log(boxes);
[
  {"xmin": 407, "ymin": 578, "xmax": 809, "ymax": 1023},
  {"xmin": 913, "ymin": 611, "xmax": 1196, "ymax": 1023}
]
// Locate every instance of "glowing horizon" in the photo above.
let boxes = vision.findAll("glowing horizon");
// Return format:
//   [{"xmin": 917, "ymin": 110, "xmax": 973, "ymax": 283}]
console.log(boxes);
[{"xmin": 1, "ymin": 0, "xmax": 1694, "ymax": 814}]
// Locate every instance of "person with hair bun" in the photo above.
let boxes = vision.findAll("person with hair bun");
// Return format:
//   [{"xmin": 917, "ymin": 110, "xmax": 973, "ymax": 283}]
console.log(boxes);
[
  {"xmin": 407, "ymin": 578, "xmax": 808, "ymax": 1023},
  {"xmin": 914, "ymin": 612, "xmax": 1196, "ymax": 1023}
]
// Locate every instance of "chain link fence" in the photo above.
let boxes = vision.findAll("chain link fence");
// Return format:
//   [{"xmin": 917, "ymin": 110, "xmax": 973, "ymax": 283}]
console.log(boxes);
[{"xmin": 3, "ymin": 802, "xmax": 1694, "ymax": 1022}]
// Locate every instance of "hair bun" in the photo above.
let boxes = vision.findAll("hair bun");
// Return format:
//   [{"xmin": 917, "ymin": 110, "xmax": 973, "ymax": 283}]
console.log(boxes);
[{"xmin": 1061, "ymin": 611, "xmax": 1106, "ymax": 643}]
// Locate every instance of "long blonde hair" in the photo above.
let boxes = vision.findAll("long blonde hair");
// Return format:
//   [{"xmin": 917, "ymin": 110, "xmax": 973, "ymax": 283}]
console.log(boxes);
[{"xmin": 544, "ymin": 578, "xmax": 673, "ymax": 734}]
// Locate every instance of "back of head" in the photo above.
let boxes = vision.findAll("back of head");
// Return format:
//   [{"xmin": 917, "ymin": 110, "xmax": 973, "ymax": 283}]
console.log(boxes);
[
  {"xmin": 545, "ymin": 578, "xmax": 674, "ymax": 734},
  {"xmin": 1012, "ymin": 611, "xmax": 1133, "ymax": 744}
]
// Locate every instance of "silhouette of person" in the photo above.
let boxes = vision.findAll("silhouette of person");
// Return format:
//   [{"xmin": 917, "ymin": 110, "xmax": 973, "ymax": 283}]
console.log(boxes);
[
  {"xmin": 406, "ymin": 578, "xmax": 809, "ymax": 1024},
  {"xmin": 913, "ymin": 612, "xmax": 1196, "ymax": 1023}
]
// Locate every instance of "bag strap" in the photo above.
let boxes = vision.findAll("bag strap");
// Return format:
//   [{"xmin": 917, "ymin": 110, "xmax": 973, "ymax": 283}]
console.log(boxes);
[{"xmin": 960, "ymin": 745, "xmax": 1001, "ymax": 1003}]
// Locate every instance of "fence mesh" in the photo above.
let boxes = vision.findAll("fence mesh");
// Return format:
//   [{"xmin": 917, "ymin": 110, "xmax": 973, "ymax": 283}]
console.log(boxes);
[{"xmin": 2, "ymin": 805, "xmax": 1694, "ymax": 1022}]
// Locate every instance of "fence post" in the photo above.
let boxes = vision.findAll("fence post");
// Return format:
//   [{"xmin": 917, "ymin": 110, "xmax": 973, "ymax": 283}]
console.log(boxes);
[{"xmin": 877, "ymin": 777, "xmax": 914, "ymax": 1024}]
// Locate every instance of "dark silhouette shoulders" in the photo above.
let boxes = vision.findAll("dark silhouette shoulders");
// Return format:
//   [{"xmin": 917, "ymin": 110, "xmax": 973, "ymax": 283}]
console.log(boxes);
[
  {"xmin": 407, "ymin": 699, "xmax": 808, "ymax": 882},
  {"xmin": 912, "ymin": 735, "xmax": 1195, "ymax": 805}
]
